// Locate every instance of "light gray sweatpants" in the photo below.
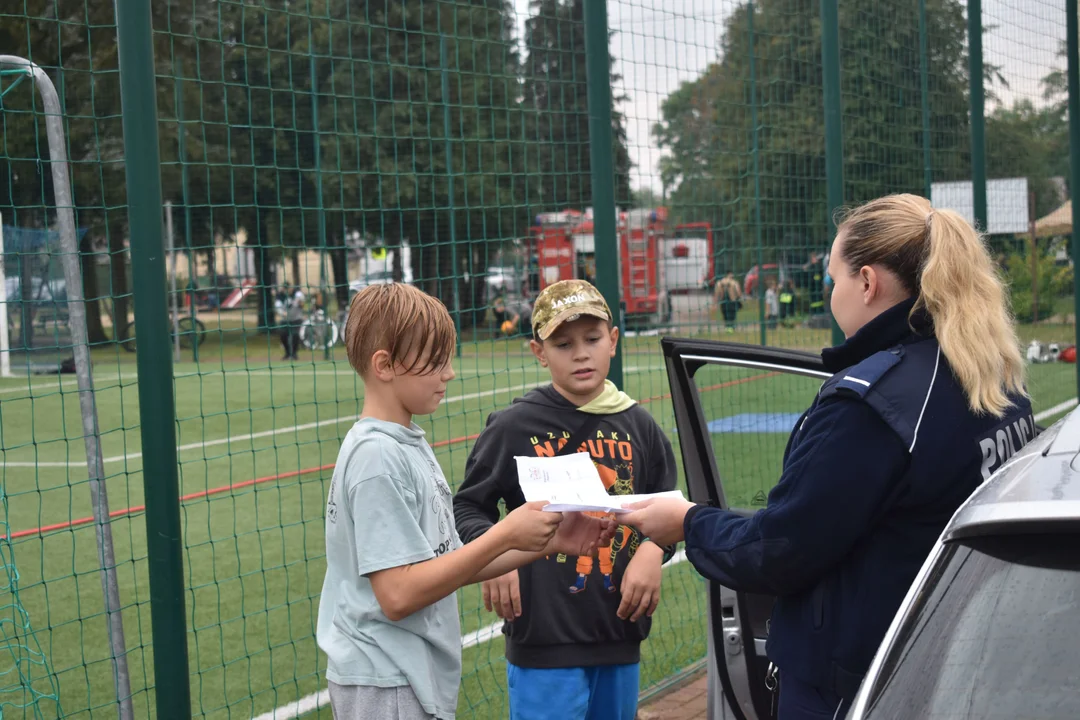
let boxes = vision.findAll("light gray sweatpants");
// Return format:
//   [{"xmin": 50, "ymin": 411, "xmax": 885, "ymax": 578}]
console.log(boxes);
[{"xmin": 328, "ymin": 681, "xmax": 436, "ymax": 720}]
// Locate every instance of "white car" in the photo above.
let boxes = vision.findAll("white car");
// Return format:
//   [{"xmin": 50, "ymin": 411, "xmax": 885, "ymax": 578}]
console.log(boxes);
[
  {"xmin": 846, "ymin": 408, "xmax": 1079, "ymax": 719},
  {"xmin": 484, "ymin": 265, "xmax": 523, "ymax": 303},
  {"xmin": 661, "ymin": 337, "xmax": 1079, "ymax": 720}
]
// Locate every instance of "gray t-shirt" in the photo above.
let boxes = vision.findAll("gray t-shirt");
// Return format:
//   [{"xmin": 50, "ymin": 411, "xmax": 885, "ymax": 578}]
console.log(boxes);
[{"xmin": 316, "ymin": 418, "xmax": 463, "ymax": 720}]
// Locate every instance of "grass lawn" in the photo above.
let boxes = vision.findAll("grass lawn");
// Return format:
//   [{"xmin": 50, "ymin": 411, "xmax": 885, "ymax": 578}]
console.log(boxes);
[{"xmin": 0, "ymin": 317, "xmax": 1075, "ymax": 718}]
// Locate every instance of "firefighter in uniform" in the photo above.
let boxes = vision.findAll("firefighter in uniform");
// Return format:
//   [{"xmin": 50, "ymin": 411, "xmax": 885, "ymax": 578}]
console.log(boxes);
[
  {"xmin": 622, "ymin": 194, "xmax": 1034, "ymax": 720},
  {"xmin": 779, "ymin": 279, "xmax": 796, "ymax": 324},
  {"xmin": 808, "ymin": 252, "xmax": 826, "ymax": 315}
]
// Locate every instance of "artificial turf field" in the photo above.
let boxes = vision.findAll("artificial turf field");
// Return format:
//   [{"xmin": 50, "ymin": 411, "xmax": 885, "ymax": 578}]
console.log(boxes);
[{"xmin": 0, "ymin": 321, "xmax": 1075, "ymax": 719}]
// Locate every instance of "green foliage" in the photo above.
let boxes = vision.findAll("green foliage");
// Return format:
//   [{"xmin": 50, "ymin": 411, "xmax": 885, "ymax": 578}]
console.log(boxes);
[
  {"xmin": 3, "ymin": 0, "xmax": 634, "ymax": 329},
  {"xmin": 1004, "ymin": 244, "xmax": 1074, "ymax": 323},
  {"xmin": 985, "ymin": 100, "xmax": 1069, "ymax": 221},
  {"xmin": 653, "ymin": 0, "xmax": 972, "ymax": 263},
  {"xmin": 524, "ymin": 0, "xmax": 633, "ymax": 209},
  {"xmin": 982, "ymin": 35, "xmax": 1072, "ymax": 227}
]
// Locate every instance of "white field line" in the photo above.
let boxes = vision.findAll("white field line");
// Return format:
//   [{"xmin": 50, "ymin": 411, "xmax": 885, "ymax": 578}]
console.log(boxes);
[
  {"xmin": 249, "ymin": 550, "xmax": 690, "ymax": 720},
  {"xmin": 10, "ymin": 389, "xmax": 1075, "ymax": 471},
  {"xmin": 0, "ymin": 372, "xmax": 141, "ymax": 395},
  {"xmin": 0, "ymin": 366, "xmax": 529, "ymax": 394},
  {"xmin": 2, "ymin": 380, "xmax": 549, "ymax": 468},
  {"xmin": 1034, "ymin": 398, "xmax": 1077, "ymax": 423},
  {"xmin": 0, "ymin": 364, "xmax": 662, "ymax": 394},
  {"xmin": 2, "ymin": 365, "xmax": 662, "ymax": 469}
]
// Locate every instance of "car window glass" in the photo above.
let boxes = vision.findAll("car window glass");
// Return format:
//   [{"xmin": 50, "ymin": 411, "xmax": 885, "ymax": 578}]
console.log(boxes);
[{"xmin": 865, "ymin": 534, "xmax": 1080, "ymax": 720}]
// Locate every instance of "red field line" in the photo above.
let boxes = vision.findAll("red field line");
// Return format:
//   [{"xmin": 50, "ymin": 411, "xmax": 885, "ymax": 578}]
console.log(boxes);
[
  {"xmin": 638, "ymin": 371, "xmax": 779, "ymax": 405},
  {"xmin": 2, "ymin": 463, "xmax": 339, "ymax": 541},
  {"xmin": 2, "ymin": 371, "xmax": 778, "ymax": 541}
]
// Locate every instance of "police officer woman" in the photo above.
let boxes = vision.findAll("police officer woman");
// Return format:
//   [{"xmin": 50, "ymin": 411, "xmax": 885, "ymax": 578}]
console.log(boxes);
[{"xmin": 623, "ymin": 194, "xmax": 1034, "ymax": 719}]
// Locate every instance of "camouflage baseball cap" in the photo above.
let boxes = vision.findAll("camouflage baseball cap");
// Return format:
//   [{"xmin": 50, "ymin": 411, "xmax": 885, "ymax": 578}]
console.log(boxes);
[{"xmin": 531, "ymin": 279, "xmax": 613, "ymax": 341}]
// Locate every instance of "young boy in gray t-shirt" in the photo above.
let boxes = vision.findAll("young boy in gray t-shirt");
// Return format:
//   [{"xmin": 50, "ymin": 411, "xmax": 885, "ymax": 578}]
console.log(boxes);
[{"xmin": 316, "ymin": 283, "xmax": 615, "ymax": 720}]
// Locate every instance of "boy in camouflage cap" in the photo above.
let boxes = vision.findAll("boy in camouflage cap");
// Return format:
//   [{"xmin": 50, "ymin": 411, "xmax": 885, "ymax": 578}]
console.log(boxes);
[
  {"xmin": 454, "ymin": 279, "xmax": 678, "ymax": 720},
  {"xmin": 529, "ymin": 278, "xmax": 613, "ymax": 340}
]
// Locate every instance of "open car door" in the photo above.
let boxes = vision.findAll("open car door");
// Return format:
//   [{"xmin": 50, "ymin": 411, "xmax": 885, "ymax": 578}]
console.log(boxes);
[{"xmin": 662, "ymin": 338, "xmax": 831, "ymax": 720}]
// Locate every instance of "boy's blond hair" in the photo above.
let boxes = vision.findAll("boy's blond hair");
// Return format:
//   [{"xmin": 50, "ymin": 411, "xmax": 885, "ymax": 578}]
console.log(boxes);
[{"xmin": 345, "ymin": 283, "xmax": 456, "ymax": 377}]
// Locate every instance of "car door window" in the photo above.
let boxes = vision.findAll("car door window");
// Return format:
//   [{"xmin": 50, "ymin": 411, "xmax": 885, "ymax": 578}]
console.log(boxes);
[
  {"xmin": 686, "ymin": 361, "xmax": 824, "ymax": 510},
  {"xmin": 664, "ymin": 340, "xmax": 830, "ymax": 720}
]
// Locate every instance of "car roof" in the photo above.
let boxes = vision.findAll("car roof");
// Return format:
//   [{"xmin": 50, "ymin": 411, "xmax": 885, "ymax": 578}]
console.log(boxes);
[{"xmin": 944, "ymin": 406, "xmax": 1080, "ymax": 540}]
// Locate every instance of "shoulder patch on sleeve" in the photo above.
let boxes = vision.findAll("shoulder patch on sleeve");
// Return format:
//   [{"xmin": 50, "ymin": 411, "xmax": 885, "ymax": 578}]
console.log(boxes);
[{"xmin": 822, "ymin": 348, "xmax": 903, "ymax": 400}]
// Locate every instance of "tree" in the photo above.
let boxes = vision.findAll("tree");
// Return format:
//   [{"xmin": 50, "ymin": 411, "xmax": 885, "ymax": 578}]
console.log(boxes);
[
  {"xmin": 632, "ymin": 186, "xmax": 664, "ymax": 208},
  {"xmin": 653, "ymin": 0, "xmax": 973, "ymax": 267},
  {"xmin": 651, "ymin": 58, "xmax": 730, "ymax": 228},
  {"xmin": 1004, "ymin": 245, "xmax": 1073, "ymax": 323},
  {"xmin": 1, "ymin": 0, "xmax": 137, "ymax": 343},
  {"xmin": 523, "ymin": 0, "xmax": 633, "ymax": 211},
  {"xmin": 8, "ymin": 0, "xmax": 619, "ymax": 339},
  {"xmin": 985, "ymin": 100, "xmax": 1068, "ymax": 220},
  {"xmin": 205, "ymin": 0, "xmax": 532, "ymax": 327},
  {"xmin": 5, "ymin": 0, "xmax": 246, "ymax": 339},
  {"xmin": 980, "ymin": 34, "xmax": 1071, "ymax": 233},
  {"xmin": 1041, "ymin": 39, "xmax": 1069, "ymax": 116}
]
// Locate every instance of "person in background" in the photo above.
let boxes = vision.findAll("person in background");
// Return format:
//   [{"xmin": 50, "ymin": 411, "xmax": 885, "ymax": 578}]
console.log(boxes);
[
  {"xmin": 714, "ymin": 271, "xmax": 742, "ymax": 334},
  {"xmin": 282, "ymin": 286, "xmax": 306, "ymax": 360},
  {"xmin": 765, "ymin": 277, "xmax": 780, "ymax": 329},
  {"xmin": 492, "ymin": 291, "xmax": 534, "ymax": 339},
  {"xmin": 823, "ymin": 253, "xmax": 834, "ymax": 303},
  {"xmin": 273, "ymin": 285, "xmax": 300, "ymax": 360},
  {"xmin": 620, "ymin": 194, "xmax": 1034, "ymax": 720},
  {"xmin": 807, "ymin": 252, "xmax": 826, "ymax": 315},
  {"xmin": 778, "ymin": 278, "xmax": 796, "ymax": 325}
]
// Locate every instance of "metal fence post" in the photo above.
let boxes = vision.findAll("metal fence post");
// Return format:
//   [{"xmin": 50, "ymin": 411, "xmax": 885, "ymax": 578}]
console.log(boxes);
[
  {"xmin": 441, "ymin": 31, "xmax": 462, "ymax": 357},
  {"xmin": 174, "ymin": 59, "xmax": 198, "ymax": 362},
  {"xmin": 307, "ymin": 27, "xmax": 332, "ymax": 362},
  {"xmin": 0, "ymin": 54, "xmax": 134, "ymax": 720},
  {"xmin": 114, "ymin": 1, "xmax": 193, "ymax": 716},
  {"xmin": 918, "ymin": 0, "xmax": 933, "ymax": 198},
  {"xmin": 749, "ymin": 1, "xmax": 766, "ymax": 346},
  {"xmin": 968, "ymin": 0, "xmax": 988, "ymax": 231},
  {"xmin": 820, "ymin": 0, "xmax": 846, "ymax": 347},
  {"xmin": 1067, "ymin": 0, "xmax": 1080, "ymax": 399},
  {"xmin": 583, "ymin": 0, "xmax": 623, "ymax": 388},
  {"xmin": 166, "ymin": 201, "xmax": 181, "ymax": 363},
  {"xmin": 0, "ymin": 218, "xmax": 7, "ymax": 378}
]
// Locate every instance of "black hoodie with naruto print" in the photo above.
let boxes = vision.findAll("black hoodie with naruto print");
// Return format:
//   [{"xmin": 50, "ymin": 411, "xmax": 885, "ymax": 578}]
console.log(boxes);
[{"xmin": 452, "ymin": 382, "xmax": 677, "ymax": 668}]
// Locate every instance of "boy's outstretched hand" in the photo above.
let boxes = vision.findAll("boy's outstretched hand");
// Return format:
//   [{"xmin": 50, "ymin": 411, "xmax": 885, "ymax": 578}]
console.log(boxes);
[
  {"xmin": 482, "ymin": 570, "xmax": 521, "ymax": 620},
  {"xmin": 501, "ymin": 501, "xmax": 564, "ymax": 552},
  {"xmin": 546, "ymin": 511, "xmax": 617, "ymax": 557},
  {"xmin": 617, "ymin": 541, "xmax": 664, "ymax": 622}
]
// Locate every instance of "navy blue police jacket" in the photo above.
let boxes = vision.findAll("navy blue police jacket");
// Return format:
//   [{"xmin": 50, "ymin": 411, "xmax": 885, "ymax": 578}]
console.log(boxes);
[{"xmin": 682, "ymin": 298, "xmax": 1034, "ymax": 699}]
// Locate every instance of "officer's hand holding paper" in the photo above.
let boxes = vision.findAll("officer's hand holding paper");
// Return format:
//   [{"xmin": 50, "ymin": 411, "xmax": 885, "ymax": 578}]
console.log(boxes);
[{"xmin": 515, "ymin": 452, "xmax": 685, "ymax": 514}]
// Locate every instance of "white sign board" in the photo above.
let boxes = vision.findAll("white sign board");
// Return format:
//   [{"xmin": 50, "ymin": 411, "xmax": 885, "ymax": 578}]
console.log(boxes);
[{"xmin": 931, "ymin": 178, "xmax": 1029, "ymax": 234}]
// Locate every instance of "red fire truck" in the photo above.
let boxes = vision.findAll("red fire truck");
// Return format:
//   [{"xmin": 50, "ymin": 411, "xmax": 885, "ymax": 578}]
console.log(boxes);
[{"xmin": 527, "ymin": 208, "xmax": 713, "ymax": 326}]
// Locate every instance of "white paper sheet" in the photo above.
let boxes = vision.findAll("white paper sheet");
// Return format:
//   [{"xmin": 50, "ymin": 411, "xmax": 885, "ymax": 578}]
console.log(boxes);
[{"xmin": 514, "ymin": 452, "xmax": 686, "ymax": 515}]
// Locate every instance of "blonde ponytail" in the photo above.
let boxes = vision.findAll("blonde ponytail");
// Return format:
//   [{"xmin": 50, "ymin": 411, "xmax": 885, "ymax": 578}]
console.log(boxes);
[
  {"xmin": 918, "ymin": 209, "xmax": 1026, "ymax": 416},
  {"xmin": 837, "ymin": 194, "xmax": 1026, "ymax": 417}
]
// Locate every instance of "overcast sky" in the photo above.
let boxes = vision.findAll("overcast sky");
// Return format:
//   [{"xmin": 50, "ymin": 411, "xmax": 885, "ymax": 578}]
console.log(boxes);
[{"xmin": 511, "ymin": 0, "xmax": 1069, "ymax": 194}]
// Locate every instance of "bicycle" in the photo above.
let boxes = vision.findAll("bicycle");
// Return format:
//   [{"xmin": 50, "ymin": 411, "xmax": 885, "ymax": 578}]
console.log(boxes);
[
  {"xmin": 120, "ymin": 314, "xmax": 206, "ymax": 353},
  {"xmin": 298, "ymin": 305, "xmax": 340, "ymax": 351}
]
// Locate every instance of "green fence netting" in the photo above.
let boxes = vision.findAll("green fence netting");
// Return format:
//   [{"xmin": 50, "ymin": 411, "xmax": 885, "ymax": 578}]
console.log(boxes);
[{"xmin": 0, "ymin": 0, "xmax": 1077, "ymax": 718}]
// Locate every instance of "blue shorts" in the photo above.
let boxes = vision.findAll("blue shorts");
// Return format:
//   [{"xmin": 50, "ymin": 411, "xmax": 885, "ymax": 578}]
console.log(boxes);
[{"xmin": 506, "ymin": 662, "xmax": 639, "ymax": 720}]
